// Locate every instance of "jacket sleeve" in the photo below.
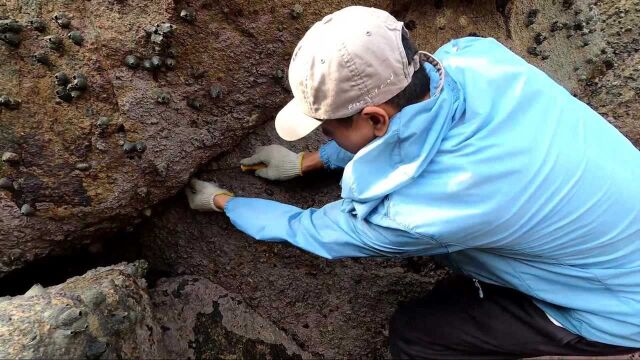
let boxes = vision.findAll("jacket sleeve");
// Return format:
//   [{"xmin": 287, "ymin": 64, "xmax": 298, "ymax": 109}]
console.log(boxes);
[
  {"xmin": 319, "ymin": 141, "xmax": 354, "ymax": 170},
  {"xmin": 224, "ymin": 197, "xmax": 448, "ymax": 259}
]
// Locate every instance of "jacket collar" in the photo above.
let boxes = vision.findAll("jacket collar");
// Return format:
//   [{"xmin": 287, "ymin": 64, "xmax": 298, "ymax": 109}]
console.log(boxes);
[{"xmin": 340, "ymin": 52, "xmax": 465, "ymax": 219}]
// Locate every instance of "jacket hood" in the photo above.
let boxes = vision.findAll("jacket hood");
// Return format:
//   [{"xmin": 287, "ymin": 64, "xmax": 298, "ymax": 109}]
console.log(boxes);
[{"xmin": 340, "ymin": 52, "xmax": 465, "ymax": 219}]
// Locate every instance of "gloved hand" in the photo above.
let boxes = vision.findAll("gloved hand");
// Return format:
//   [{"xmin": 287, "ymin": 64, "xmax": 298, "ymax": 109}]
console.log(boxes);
[
  {"xmin": 240, "ymin": 144, "xmax": 304, "ymax": 181},
  {"xmin": 184, "ymin": 178, "xmax": 233, "ymax": 212}
]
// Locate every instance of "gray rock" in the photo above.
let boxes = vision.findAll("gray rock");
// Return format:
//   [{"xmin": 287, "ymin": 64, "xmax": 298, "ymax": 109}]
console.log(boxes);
[{"xmin": 0, "ymin": 262, "xmax": 162, "ymax": 359}]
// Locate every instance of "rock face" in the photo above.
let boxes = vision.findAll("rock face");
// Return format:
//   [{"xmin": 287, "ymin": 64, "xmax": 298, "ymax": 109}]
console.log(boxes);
[
  {"xmin": 0, "ymin": 261, "xmax": 161, "ymax": 359},
  {"xmin": 0, "ymin": 261, "xmax": 310, "ymax": 359},
  {"xmin": 1, "ymin": 0, "xmax": 633, "ymax": 277},
  {"xmin": 140, "ymin": 123, "xmax": 450, "ymax": 358},
  {"xmin": 151, "ymin": 276, "xmax": 311, "ymax": 359},
  {"xmin": 0, "ymin": 0, "xmax": 352, "ymax": 275},
  {"xmin": 0, "ymin": 0, "xmax": 638, "ymax": 358},
  {"xmin": 137, "ymin": 0, "xmax": 640, "ymax": 358}
]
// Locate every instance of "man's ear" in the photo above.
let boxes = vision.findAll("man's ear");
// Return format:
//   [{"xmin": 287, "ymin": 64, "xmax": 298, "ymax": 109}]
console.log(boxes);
[{"xmin": 361, "ymin": 105, "xmax": 391, "ymax": 137}]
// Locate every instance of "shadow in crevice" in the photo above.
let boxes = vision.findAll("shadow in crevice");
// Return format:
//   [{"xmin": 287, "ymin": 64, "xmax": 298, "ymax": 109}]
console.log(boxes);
[{"xmin": 0, "ymin": 230, "xmax": 145, "ymax": 297}]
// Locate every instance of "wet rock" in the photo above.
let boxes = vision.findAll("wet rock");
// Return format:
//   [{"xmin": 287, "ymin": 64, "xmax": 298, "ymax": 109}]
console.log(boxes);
[
  {"xmin": 151, "ymin": 276, "xmax": 311, "ymax": 359},
  {"xmin": 180, "ymin": 8, "xmax": 196, "ymax": 23},
  {"xmin": 81, "ymin": 289, "xmax": 106, "ymax": 309},
  {"xmin": 0, "ymin": 262, "xmax": 163, "ymax": 358},
  {"xmin": 1, "ymin": 152, "xmax": 20, "ymax": 164},
  {"xmin": 20, "ymin": 204, "xmax": 35, "ymax": 216}
]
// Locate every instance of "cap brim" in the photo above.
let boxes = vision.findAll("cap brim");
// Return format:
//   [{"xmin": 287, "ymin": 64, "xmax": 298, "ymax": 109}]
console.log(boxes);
[{"xmin": 275, "ymin": 99, "xmax": 323, "ymax": 141}]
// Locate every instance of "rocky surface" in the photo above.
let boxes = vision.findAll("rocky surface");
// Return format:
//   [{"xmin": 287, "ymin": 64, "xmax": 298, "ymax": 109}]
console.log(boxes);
[
  {"xmin": 0, "ymin": 0, "xmax": 638, "ymax": 358},
  {"xmin": 1, "ymin": 0, "xmax": 633, "ymax": 276},
  {"xmin": 0, "ymin": 261, "xmax": 161, "ymax": 359},
  {"xmin": 0, "ymin": 261, "xmax": 311, "ymax": 359},
  {"xmin": 140, "ymin": 121, "xmax": 449, "ymax": 358},
  {"xmin": 2, "ymin": 0, "xmax": 634, "ymax": 277},
  {"xmin": 0, "ymin": 0, "xmax": 343, "ymax": 275},
  {"xmin": 138, "ymin": 0, "xmax": 640, "ymax": 358},
  {"xmin": 151, "ymin": 275, "xmax": 311, "ymax": 359}
]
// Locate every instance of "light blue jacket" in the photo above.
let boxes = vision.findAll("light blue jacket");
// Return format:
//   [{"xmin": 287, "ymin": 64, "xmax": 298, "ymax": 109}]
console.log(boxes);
[{"xmin": 225, "ymin": 37, "xmax": 640, "ymax": 347}]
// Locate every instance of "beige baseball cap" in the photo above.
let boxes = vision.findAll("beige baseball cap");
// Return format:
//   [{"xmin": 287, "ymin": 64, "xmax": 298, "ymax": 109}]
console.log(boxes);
[{"xmin": 275, "ymin": 6, "xmax": 419, "ymax": 141}]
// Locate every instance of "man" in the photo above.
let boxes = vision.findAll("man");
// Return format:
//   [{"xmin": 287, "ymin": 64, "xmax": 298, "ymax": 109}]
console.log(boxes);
[{"xmin": 186, "ymin": 6, "xmax": 640, "ymax": 358}]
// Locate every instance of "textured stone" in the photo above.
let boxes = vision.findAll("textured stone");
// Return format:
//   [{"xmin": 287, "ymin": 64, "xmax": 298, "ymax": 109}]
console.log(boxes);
[{"xmin": 0, "ymin": 262, "xmax": 161, "ymax": 359}]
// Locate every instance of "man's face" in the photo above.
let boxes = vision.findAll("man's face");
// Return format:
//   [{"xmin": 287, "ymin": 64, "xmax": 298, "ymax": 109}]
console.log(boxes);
[
  {"xmin": 320, "ymin": 105, "xmax": 395, "ymax": 154},
  {"xmin": 320, "ymin": 113, "xmax": 378, "ymax": 154}
]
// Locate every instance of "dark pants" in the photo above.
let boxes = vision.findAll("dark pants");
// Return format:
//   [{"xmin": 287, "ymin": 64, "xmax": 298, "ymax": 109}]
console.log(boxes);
[{"xmin": 389, "ymin": 275, "xmax": 638, "ymax": 359}]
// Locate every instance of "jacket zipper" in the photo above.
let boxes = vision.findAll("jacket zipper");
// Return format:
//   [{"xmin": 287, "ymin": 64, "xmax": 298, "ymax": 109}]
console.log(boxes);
[{"xmin": 473, "ymin": 278, "xmax": 484, "ymax": 299}]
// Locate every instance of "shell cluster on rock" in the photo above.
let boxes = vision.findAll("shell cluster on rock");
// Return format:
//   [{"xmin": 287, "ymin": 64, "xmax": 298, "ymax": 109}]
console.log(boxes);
[
  {"xmin": 55, "ymin": 72, "xmax": 88, "ymax": 102},
  {"xmin": 52, "ymin": 12, "xmax": 71, "ymax": 29},
  {"xmin": 0, "ymin": 19, "xmax": 23, "ymax": 47},
  {"xmin": 156, "ymin": 92, "xmax": 171, "ymax": 104},
  {"xmin": 145, "ymin": 22, "xmax": 175, "ymax": 50},
  {"xmin": 67, "ymin": 30, "xmax": 84, "ymax": 46},
  {"xmin": 45, "ymin": 34, "xmax": 64, "ymax": 51},
  {"xmin": 123, "ymin": 141, "xmax": 147, "ymax": 155},
  {"xmin": 1, "ymin": 152, "xmax": 20, "ymax": 165},
  {"xmin": 125, "ymin": 22, "xmax": 177, "ymax": 74},
  {"xmin": 180, "ymin": 8, "xmax": 196, "ymax": 23},
  {"xmin": 186, "ymin": 97, "xmax": 202, "ymax": 111},
  {"xmin": 32, "ymin": 50, "xmax": 51, "ymax": 65},
  {"xmin": 290, "ymin": 4, "xmax": 303, "ymax": 19},
  {"xmin": 0, "ymin": 95, "xmax": 21, "ymax": 110}
]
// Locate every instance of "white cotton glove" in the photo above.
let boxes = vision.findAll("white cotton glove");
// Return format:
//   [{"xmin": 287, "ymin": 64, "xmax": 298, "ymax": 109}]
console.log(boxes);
[
  {"xmin": 184, "ymin": 178, "xmax": 233, "ymax": 212},
  {"xmin": 240, "ymin": 144, "xmax": 304, "ymax": 181}
]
